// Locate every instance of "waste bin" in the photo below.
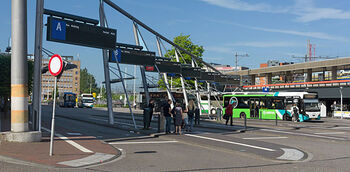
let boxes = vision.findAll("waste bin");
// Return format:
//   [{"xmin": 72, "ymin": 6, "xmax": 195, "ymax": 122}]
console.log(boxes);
[
  {"xmin": 143, "ymin": 107, "xmax": 151, "ymax": 129},
  {"xmin": 216, "ymin": 108, "xmax": 222, "ymax": 121}
]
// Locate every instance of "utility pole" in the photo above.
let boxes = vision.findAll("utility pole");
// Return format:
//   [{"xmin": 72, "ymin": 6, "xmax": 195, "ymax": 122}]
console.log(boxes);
[{"xmin": 234, "ymin": 52, "xmax": 249, "ymax": 71}]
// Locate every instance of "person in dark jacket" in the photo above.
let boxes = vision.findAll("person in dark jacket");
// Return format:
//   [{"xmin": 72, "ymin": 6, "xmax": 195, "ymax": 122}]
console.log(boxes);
[
  {"xmin": 163, "ymin": 99, "xmax": 172, "ymax": 134},
  {"xmin": 147, "ymin": 99, "xmax": 155, "ymax": 129},
  {"xmin": 225, "ymin": 104, "xmax": 233, "ymax": 125}
]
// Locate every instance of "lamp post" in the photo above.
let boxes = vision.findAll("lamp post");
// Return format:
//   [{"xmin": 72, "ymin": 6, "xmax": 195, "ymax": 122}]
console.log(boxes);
[{"xmin": 340, "ymin": 87, "xmax": 343, "ymax": 119}]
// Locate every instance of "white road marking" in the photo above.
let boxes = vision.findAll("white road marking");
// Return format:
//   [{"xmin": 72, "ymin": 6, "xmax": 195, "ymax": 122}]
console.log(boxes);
[
  {"xmin": 261, "ymin": 129, "xmax": 347, "ymax": 141},
  {"xmin": 67, "ymin": 132, "xmax": 82, "ymax": 136},
  {"xmin": 243, "ymin": 137, "xmax": 288, "ymax": 140},
  {"xmin": 277, "ymin": 148, "xmax": 304, "ymax": 161},
  {"xmin": 331, "ymin": 127, "xmax": 350, "ymax": 130},
  {"xmin": 42, "ymin": 127, "xmax": 93, "ymax": 153},
  {"xmin": 185, "ymin": 134, "xmax": 275, "ymax": 152},
  {"xmin": 109, "ymin": 141, "xmax": 178, "ymax": 145},
  {"xmin": 314, "ymin": 132, "xmax": 346, "ymax": 135}
]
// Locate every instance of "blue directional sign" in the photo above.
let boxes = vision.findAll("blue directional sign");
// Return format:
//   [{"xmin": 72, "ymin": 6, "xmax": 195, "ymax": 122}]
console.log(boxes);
[
  {"xmin": 51, "ymin": 19, "xmax": 66, "ymax": 40},
  {"xmin": 110, "ymin": 49, "xmax": 122, "ymax": 63},
  {"xmin": 262, "ymin": 87, "xmax": 270, "ymax": 92}
]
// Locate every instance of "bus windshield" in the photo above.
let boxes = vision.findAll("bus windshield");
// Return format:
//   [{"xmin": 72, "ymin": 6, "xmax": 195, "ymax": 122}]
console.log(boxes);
[
  {"xmin": 304, "ymin": 102, "xmax": 320, "ymax": 111},
  {"xmin": 83, "ymin": 99, "xmax": 94, "ymax": 103}
]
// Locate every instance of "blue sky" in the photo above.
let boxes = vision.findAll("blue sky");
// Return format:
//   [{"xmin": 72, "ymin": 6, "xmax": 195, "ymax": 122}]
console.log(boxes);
[{"xmin": 1, "ymin": 0, "xmax": 350, "ymax": 90}]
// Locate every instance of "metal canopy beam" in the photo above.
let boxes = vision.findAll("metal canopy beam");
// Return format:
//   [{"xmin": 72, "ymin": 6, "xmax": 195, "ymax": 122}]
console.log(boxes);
[
  {"xmin": 102, "ymin": 0, "xmax": 223, "ymax": 75},
  {"xmin": 103, "ymin": 77, "xmax": 135, "ymax": 84},
  {"xmin": 44, "ymin": 9, "xmax": 99, "ymax": 25}
]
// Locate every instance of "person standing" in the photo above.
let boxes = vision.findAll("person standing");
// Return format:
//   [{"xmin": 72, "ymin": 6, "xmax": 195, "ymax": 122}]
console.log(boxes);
[
  {"xmin": 292, "ymin": 103, "xmax": 299, "ymax": 122},
  {"xmin": 163, "ymin": 99, "xmax": 172, "ymax": 134},
  {"xmin": 147, "ymin": 99, "xmax": 155, "ymax": 129},
  {"xmin": 225, "ymin": 103, "xmax": 233, "ymax": 125},
  {"xmin": 187, "ymin": 100, "xmax": 196, "ymax": 132},
  {"xmin": 174, "ymin": 102, "xmax": 183, "ymax": 134},
  {"xmin": 194, "ymin": 106, "xmax": 200, "ymax": 125}
]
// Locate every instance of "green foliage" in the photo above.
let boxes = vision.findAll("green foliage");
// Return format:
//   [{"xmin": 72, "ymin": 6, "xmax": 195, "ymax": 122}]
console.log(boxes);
[
  {"xmin": 158, "ymin": 34, "xmax": 204, "ymax": 89},
  {"xmin": 80, "ymin": 68, "xmax": 99, "ymax": 94},
  {"xmin": 0, "ymin": 54, "xmax": 34, "ymax": 97}
]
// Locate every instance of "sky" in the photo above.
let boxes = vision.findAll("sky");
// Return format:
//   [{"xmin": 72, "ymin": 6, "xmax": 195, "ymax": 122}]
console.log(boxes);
[{"xmin": 1, "ymin": 0, "xmax": 350, "ymax": 91}]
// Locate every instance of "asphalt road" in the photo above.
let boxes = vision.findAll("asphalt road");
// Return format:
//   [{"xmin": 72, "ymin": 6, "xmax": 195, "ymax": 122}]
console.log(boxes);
[{"xmin": 2, "ymin": 106, "xmax": 350, "ymax": 171}]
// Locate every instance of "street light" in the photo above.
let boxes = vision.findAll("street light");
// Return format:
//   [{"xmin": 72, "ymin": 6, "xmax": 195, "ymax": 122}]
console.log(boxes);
[{"xmin": 340, "ymin": 87, "xmax": 343, "ymax": 119}]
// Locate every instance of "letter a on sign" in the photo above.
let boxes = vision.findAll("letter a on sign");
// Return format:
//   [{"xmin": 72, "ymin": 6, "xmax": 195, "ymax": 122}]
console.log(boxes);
[
  {"xmin": 56, "ymin": 22, "xmax": 62, "ymax": 31},
  {"xmin": 51, "ymin": 18, "xmax": 66, "ymax": 41}
]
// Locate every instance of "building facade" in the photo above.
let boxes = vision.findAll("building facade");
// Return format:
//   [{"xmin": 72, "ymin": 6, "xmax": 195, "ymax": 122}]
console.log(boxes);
[{"xmin": 41, "ymin": 56, "xmax": 80, "ymax": 100}]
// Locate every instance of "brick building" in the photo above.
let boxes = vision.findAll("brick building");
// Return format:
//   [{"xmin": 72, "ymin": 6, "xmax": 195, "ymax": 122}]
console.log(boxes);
[{"xmin": 41, "ymin": 56, "xmax": 80, "ymax": 100}]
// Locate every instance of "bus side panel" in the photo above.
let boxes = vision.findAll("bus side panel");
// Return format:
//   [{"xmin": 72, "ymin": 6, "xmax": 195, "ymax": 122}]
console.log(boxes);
[
  {"xmin": 260, "ymin": 109, "xmax": 279, "ymax": 120},
  {"xmin": 233, "ymin": 108, "xmax": 250, "ymax": 118}
]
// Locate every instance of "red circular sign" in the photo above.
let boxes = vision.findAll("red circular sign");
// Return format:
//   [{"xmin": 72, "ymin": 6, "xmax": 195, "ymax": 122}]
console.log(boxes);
[{"xmin": 48, "ymin": 54, "xmax": 63, "ymax": 76}]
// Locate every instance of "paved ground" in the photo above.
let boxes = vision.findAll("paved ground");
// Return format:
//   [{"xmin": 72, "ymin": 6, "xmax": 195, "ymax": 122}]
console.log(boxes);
[{"xmin": 1, "ymin": 106, "xmax": 350, "ymax": 171}]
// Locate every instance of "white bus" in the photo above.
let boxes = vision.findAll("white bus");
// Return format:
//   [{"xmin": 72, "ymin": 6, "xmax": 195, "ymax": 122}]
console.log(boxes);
[{"xmin": 78, "ymin": 93, "xmax": 94, "ymax": 108}]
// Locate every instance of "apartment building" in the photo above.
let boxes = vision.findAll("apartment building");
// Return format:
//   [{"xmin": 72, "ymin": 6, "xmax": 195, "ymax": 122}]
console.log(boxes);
[{"xmin": 41, "ymin": 56, "xmax": 80, "ymax": 100}]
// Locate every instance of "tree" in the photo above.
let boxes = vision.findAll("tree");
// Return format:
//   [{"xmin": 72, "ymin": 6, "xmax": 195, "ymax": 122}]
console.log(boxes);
[
  {"xmin": 0, "ymin": 53, "xmax": 34, "ymax": 129},
  {"xmin": 158, "ymin": 34, "xmax": 205, "ymax": 89},
  {"xmin": 80, "ymin": 68, "xmax": 98, "ymax": 94},
  {"xmin": 0, "ymin": 54, "xmax": 34, "ymax": 97}
]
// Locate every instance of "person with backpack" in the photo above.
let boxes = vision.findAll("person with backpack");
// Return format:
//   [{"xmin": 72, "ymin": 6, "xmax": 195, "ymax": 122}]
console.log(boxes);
[
  {"xmin": 186, "ymin": 100, "xmax": 196, "ymax": 132},
  {"xmin": 292, "ymin": 103, "xmax": 299, "ymax": 122},
  {"xmin": 174, "ymin": 102, "xmax": 183, "ymax": 134}
]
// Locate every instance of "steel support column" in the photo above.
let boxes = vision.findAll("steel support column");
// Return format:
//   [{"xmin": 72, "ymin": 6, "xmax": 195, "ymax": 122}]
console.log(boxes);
[
  {"xmin": 306, "ymin": 69, "xmax": 312, "ymax": 82},
  {"xmin": 99, "ymin": 1, "xmax": 114, "ymax": 125},
  {"xmin": 192, "ymin": 60, "xmax": 202, "ymax": 116},
  {"xmin": 156, "ymin": 37, "xmax": 174, "ymax": 107},
  {"xmin": 174, "ymin": 50, "xmax": 188, "ymax": 107},
  {"xmin": 267, "ymin": 73, "xmax": 272, "ymax": 85},
  {"xmin": 332, "ymin": 66, "xmax": 337, "ymax": 80},
  {"xmin": 32, "ymin": 0, "xmax": 44, "ymax": 131}
]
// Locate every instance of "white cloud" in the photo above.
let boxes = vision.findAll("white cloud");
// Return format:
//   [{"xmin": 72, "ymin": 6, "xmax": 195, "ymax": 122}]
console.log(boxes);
[
  {"xmin": 201, "ymin": 0, "xmax": 350, "ymax": 22},
  {"xmin": 208, "ymin": 19, "xmax": 346, "ymax": 41},
  {"xmin": 201, "ymin": 0, "xmax": 288, "ymax": 13},
  {"xmin": 204, "ymin": 46, "xmax": 233, "ymax": 54},
  {"xmin": 227, "ymin": 41, "xmax": 300, "ymax": 48},
  {"xmin": 294, "ymin": 0, "xmax": 350, "ymax": 22}
]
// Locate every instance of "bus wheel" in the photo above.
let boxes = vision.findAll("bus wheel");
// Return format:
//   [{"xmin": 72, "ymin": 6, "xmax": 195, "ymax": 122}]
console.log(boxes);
[
  {"xmin": 240, "ymin": 112, "xmax": 246, "ymax": 119},
  {"xmin": 210, "ymin": 108, "xmax": 216, "ymax": 115}
]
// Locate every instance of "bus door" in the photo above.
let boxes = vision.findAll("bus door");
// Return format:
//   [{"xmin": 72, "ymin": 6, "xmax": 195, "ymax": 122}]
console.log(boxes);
[{"xmin": 249, "ymin": 98, "xmax": 260, "ymax": 119}]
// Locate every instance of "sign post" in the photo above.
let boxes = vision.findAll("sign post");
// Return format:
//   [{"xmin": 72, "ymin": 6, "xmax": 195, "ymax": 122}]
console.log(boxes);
[{"xmin": 48, "ymin": 54, "xmax": 63, "ymax": 156}]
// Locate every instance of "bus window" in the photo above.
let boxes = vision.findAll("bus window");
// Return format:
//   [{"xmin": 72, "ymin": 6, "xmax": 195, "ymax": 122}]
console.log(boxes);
[
  {"xmin": 237, "ymin": 97, "xmax": 249, "ymax": 108},
  {"xmin": 223, "ymin": 96, "xmax": 230, "ymax": 107},
  {"xmin": 274, "ymin": 99, "xmax": 284, "ymax": 109}
]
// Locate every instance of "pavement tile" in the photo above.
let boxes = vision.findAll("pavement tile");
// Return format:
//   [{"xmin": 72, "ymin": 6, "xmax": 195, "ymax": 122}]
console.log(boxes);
[{"xmin": 0, "ymin": 125, "xmax": 120, "ymax": 168}]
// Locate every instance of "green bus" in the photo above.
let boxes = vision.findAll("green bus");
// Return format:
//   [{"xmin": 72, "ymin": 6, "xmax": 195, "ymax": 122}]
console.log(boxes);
[{"xmin": 223, "ymin": 92, "xmax": 320, "ymax": 121}]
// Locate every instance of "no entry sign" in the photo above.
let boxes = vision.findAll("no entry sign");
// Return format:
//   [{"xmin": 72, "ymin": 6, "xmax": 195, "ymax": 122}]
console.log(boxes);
[{"xmin": 49, "ymin": 54, "xmax": 63, "ymax": 76}]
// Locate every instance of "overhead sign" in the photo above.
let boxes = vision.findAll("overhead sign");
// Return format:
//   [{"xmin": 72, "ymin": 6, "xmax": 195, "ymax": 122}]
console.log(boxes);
[
  {"xmin": 47, "ymin": 17, "xmax": 116, "ymax": 49},
  {"xmin": 48, "ymin": 54, "xmax": 63, "ymax": 76},
  {"xmin": 262, "ymin": 87, "xmax": 270, "ymax": 92},
  {"xmin": 109, "ymin": 48, "xmax": 155, "ymax": 66},
  {"xmin": 181, "ymin": 65, "xmax": 201, "ymax": 78}
]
